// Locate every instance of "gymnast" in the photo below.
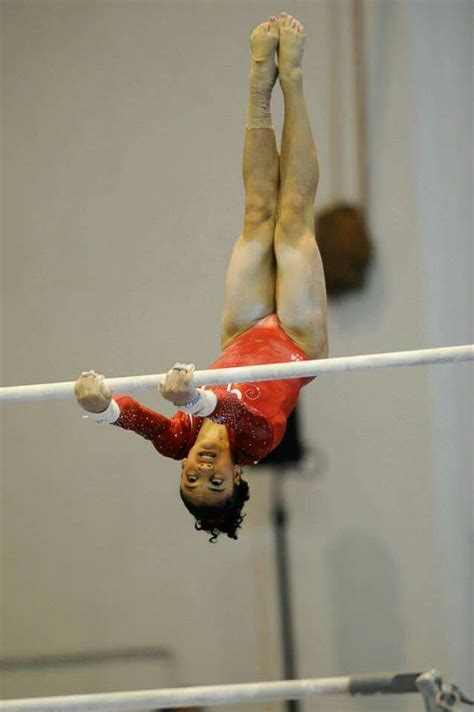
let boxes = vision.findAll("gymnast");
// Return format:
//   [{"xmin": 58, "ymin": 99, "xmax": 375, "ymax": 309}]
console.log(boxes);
[{"xmin": 75, "ymin": 13, "xmax": 328, "ymax": 541}]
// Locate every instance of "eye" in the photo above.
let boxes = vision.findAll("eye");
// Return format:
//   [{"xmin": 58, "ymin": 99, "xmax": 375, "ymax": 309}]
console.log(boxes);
[
  {"xmin": 211, "ymin": 478, "xmax": 223, "ymax": 486},
  {"xmin": 187, "ymin": 474, "xmax": 198, "ymax": 483}
]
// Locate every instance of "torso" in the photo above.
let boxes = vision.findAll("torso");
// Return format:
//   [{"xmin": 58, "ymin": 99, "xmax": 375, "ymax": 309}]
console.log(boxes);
[{"xmin": 204, "ymin": 314, "xmax": 313, "ymax": 463}]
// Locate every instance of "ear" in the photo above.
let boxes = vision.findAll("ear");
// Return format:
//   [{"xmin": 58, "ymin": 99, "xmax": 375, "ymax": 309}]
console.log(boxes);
[
  {"xmin": 233, "ymin": 466, "xmax": 242, "ymax": 484},
  {"xmin": 181, "ymin": 459, "xmax": 187, "ymax": 471}
]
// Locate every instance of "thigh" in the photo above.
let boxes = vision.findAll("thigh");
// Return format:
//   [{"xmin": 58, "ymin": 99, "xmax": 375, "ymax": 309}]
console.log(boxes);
[
  {"xmin": 274, "ymin": 229, "xmax": 328, "ymax": 358},
  {"xmin": 221, "ymin": 230, "xmax": 276, "ymax": 349}
]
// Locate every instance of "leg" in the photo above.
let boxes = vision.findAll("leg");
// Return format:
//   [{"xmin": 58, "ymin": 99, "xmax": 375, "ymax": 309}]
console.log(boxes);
[
  {"xmin": 274, "ymin": 13, "xmax": 328, "ymax": 358},
  {"xmin": 221, "ymin": 19, "xmax": 280, "ymax": 350}
]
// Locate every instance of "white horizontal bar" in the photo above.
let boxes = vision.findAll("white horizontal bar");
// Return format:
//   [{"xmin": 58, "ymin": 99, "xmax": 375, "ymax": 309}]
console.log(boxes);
[
  {"xmin": 0, "ymin": 677, "xmax": 351, "ymax": 711},
  {"xmin": 0, "ymin": 345, "xmax": 472, "ymax": 403}
]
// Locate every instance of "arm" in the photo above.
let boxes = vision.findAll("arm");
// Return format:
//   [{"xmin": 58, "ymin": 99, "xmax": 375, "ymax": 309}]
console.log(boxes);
[
  {"xmin": 74, "ymin": 371, "xmax": 173, "ymax": 439},
  {"xmin": 111, "ymin": 394, "xmax": 177, "ymax": 441},
  {"xmin": 159, "ymin": 364, "xmax": 273, "ymax": 441},
  {"xmin": 210, "ymin": 390, "xmax": 285, "ymax": 465},
  {"xmin": 74, "ymin": 371, "xmax": 189, "ymax": 458},
  {"xmin": 112, "ymin": 395, "xmax": 193, "ymax": 459},
  {"xmin": 208, "ymin": 391, "xmax": 273, "ymax": 441}
]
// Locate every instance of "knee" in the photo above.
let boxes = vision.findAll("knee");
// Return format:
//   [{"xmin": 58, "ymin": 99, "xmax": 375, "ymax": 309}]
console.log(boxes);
[
  {"xmin": 276, "ymin": 195, "xmax": 315, "ymax": 236},
  {"xmin": 244, "ymin": 195, "xmax": 276, "ymax": 231}
]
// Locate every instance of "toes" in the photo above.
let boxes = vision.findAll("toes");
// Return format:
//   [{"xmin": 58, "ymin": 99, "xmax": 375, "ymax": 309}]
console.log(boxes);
[
  {"xmin": 279, "ymin": 12, "xmax": 304, "ymax": 31},
  {"xmin": 269, "ymin": 17, "xmax": 279, "ymax": 33}
]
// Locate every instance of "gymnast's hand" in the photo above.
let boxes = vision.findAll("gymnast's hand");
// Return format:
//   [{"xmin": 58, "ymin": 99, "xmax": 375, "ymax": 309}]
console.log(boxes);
[
  {"xmin": 159, "ymin": 363, "xmax": 198, "ymax": 407},
  {"xmin": 74, "ymin": 370, "xmax": 112, "ymax": 413}
]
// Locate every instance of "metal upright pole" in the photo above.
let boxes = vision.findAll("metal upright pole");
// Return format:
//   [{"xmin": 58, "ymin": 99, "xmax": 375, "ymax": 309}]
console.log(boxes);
[{"xmin": 272, "ymin": 470, "xmax": 300, "ymax": 712}]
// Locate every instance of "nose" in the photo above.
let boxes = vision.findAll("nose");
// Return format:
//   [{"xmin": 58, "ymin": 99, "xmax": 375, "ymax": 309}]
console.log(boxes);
[{"xmin": 198, "ymin": 462, "xmax": 214, "ymax": 472}]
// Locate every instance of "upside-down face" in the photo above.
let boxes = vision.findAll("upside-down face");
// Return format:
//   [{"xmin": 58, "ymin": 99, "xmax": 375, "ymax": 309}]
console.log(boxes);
[{"xmin": 180, "ymin": 436, "xmax": 241, "ymax": 508}]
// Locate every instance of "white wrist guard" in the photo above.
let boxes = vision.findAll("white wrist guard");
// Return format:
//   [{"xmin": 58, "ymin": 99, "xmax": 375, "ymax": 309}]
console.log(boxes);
[
  {"xmin": 178, "ymin": 389, "xmax": 217, "ymax": 417},
  {"xmin": 82, "ymin": 399, "xmax": 121, "ymax": 425}
]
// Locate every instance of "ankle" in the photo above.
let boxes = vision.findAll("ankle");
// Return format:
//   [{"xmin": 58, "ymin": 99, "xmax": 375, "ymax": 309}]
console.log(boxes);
[
  {"xmin": 279, "ymin": 66, "xmax": 303, "ymax": 88},
  {"xmin": 250, "ymin": 55, "xmax": 276, "ymax": 70},
  {"xmin": 246, "ymin": 55, "xmax": 278, "ymax": 131},
  {"xmin": 249, "ymin": 59, "xmax": 277, "ymax": 87}
]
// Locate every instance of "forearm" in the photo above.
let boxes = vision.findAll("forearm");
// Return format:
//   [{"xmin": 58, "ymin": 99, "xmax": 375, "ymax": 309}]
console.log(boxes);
[{"xmin": 90, "ymin": 394, "xmax": 173, "ymax": 441}]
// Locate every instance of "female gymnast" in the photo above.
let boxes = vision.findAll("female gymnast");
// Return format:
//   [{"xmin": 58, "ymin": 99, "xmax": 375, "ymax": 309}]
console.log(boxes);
[{"xmin": 75, "ymin": 13, "xmax": 328, "ymax": 541}]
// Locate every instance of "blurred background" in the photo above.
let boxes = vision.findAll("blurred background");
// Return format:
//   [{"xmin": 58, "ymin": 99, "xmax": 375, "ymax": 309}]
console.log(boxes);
[{"xmin": 1, "ymin": 1, "xmax": 472, "ymax": 711}]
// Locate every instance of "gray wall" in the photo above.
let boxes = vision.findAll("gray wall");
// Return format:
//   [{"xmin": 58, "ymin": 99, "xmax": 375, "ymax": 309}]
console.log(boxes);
[{"xmin": 1, "ymin": 1, "xmax": 472, "ymax": 710}]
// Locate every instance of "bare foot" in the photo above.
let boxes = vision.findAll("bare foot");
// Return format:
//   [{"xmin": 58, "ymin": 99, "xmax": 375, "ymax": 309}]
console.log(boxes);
[
  {"xmin": 277, "ymin": 12, "xmax": 305, "ymax": 82},
  {"xmin": 250, "ymin": 17, "xmax": 279, "ymax": 63},
  {"xmin": 247, "ymin": 19, "xmax": 279, "ymax": 129}
]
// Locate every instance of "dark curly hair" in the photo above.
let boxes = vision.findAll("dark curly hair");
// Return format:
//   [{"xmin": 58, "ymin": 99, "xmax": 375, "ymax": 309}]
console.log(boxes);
[{"xmin": 180, "ymin": 478, "xmax": 250, "ymax": 543}]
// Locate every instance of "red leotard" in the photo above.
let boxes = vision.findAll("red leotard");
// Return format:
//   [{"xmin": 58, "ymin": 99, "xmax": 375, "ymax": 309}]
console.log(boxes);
[{"xmin": 112, "ymin": 315, "xmax": 313, "ymax": 465}]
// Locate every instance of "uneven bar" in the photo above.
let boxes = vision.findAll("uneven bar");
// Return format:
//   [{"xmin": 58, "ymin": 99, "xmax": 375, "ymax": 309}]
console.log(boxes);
[
  {"xmin": 0, "ymin": 345, "xmax": 472, "ymax": 402},
  {"xmin": 0, "ymin": 678, "xmax": 350, "ymax": 711},
  {"xmin": 0, "ymin": 671, "xmax": 425, "ymax": 711}
]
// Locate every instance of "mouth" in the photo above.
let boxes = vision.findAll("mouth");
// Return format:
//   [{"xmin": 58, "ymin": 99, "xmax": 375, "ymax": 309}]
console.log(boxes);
[{"xmin": 198, "ymin": 450, "xmax": 217, "ymax": 462}]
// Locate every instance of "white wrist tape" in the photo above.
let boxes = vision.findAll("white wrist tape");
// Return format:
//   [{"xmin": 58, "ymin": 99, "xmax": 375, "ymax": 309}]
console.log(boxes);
[
  {"xmin": 82, "ymin": 399, "xmax": 121, "ymax": 425},
  {"xmin": 178, "ymin": 389, "xmax": 217, "ymax": 417}
]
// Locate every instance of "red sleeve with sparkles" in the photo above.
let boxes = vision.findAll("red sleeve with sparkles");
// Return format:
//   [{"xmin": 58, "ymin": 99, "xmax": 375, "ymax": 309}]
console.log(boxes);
[
  {"xmin": 209, "ymin": 392, "xmax": 274, "ymax": 441},
  {"xmin": 112, "ymin": 395, "xmax": 191, "ymax": 460}
]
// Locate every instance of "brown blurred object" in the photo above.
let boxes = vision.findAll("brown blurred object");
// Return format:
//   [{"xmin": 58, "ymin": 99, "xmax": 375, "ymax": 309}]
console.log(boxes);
[
  {"xmin": 315, "ymin": 203, "xmax": 373, "ymax": 296},
  {"xmin": 316, "ymin": 2, "xmax": 374, "ymax": 298}
]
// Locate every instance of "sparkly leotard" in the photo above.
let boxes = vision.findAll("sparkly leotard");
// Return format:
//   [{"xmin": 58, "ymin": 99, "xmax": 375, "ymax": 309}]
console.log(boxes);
[{"xmin": 112, "ymin": 315, "xmax": 313, "ymax": 465}]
